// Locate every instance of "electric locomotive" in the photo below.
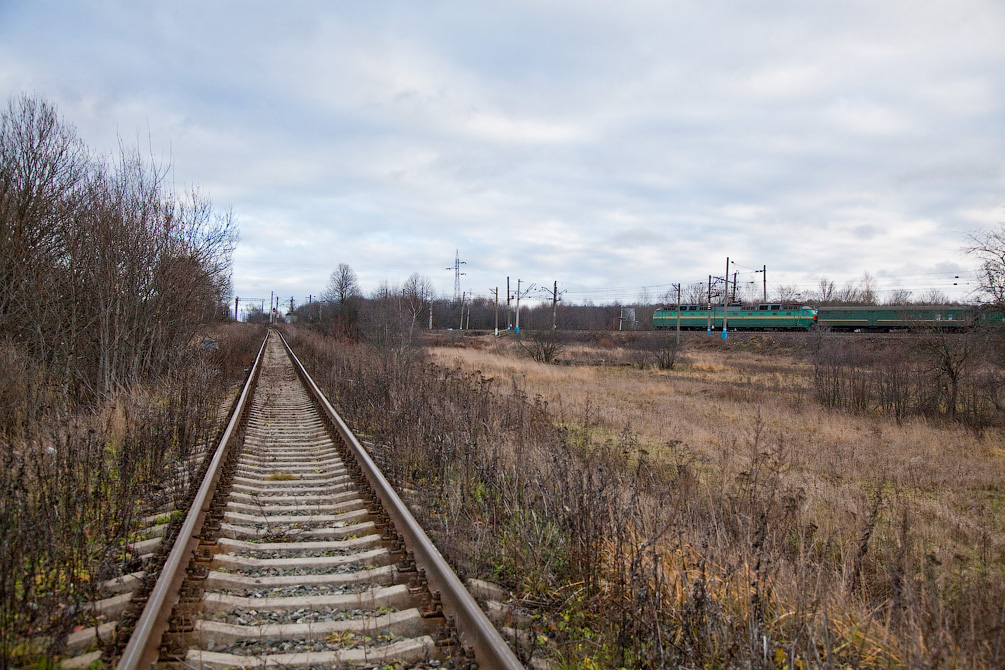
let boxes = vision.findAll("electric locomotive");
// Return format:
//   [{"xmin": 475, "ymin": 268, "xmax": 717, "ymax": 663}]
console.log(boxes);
[{"xmin": 653, "ymin": 303, "xmax": 818, "ymax": 331}]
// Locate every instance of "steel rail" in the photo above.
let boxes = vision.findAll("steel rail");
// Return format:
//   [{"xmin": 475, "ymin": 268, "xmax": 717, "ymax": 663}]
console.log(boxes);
[
  {"xmin": 278, "ymin": 331, "xmax": 524, "ymax": 670},
  {"xmin": 116, "ymin": 331, "xmax": 269, "ymax": 670}
]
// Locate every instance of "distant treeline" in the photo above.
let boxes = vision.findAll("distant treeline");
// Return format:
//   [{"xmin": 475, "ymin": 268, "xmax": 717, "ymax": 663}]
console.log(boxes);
[{"xmin": 278, "ymin": 266, "xmax": 981, "ymax": 336}]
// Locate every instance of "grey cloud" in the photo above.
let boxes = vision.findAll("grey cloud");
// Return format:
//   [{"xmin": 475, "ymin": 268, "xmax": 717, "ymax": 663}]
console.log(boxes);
[{"xmin": 2, "ymin": 0, "xmax": 1002, "ymax": 303}]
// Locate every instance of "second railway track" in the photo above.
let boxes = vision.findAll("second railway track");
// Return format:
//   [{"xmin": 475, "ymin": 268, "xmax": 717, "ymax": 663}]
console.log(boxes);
[{"xmin": 117, "ymin": 330, "xmax": 521, "ymax": 669}]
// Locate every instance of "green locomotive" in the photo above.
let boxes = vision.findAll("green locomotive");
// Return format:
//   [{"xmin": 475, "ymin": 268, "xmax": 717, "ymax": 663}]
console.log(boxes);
[{"xmin": 653, "ymin": 303, "xmax": 818, "ymax": 331}]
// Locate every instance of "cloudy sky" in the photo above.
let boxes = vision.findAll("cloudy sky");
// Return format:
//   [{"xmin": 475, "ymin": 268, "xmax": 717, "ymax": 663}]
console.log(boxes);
[{"xmin": 2, "ymin": 1, "xmax": 1003, "ymax": 312}]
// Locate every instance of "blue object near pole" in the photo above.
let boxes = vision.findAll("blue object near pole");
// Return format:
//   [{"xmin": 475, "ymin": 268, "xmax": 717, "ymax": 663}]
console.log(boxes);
[{"xmin": 721, "ymin": 329, "xmax": 728, "ymax": 340}]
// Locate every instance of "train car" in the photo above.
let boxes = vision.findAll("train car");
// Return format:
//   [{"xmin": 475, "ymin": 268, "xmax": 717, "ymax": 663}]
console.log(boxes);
[
  {"xmin": 653, "ymin": 303, "xmax": 818, "ymax": 331},
  {"xmin": 816, "ymin": 305, "xmax": 984, "ymax": 332}
]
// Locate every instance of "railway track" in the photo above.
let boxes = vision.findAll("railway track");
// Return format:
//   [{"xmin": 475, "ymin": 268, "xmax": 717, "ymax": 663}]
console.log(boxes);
[{"xmin": 115, "ymin": 330, "xmax": 521, "ymax": 669}]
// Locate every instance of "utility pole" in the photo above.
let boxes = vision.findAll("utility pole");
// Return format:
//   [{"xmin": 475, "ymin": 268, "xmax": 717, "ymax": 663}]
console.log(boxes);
[
  {"xmin": 552, "ymin": 281, "xmax": 558, "ymax": 330},
  {"xmin": 428, "ymin": 300, "xmax": 433, "ymax": 330},
  {"xmin": 290, "ymin": 296, "xmax": 294, "ymax": 321},
  {"xmin": 270, "ymin": 291, "xmax": 274, "ymax": 324},
  {"xmin": 707, "ymin": 275, "xmax": 712, "ymax": 336},
  {"xmin": 722, "ymin": 257, "xmax": 729, "ymax": 340},
  {"xmin": 506, "ymin": 277, "xmax": 511, "ymax": 331},
  {"xmin": 539, "ymin": 281, "xmax": 564, "ymax": 330},
  {"xmin": 459, "ymin": 292, "xmax": 465, "ymax": 330},
  {"xmin": 732, "ymin": 271, "xmax": 738, "ymax": 303},
  {"xmin": 491, "ymin": 287, "xmax": 499, "ymax": 336},
  {"xmin": 515, "ymin": 281, "xmax": 521, "ymax": 333},
  {"xmin": 513, "ymin": 280, "xmax": 536, "ymax": 333},
  {"xmin": 674, "ymin": 283, "xmax": 681, "ymax": 345},
  {"xmin": 762, "ymin": 265, "xmax": 767, "ymax": 302},
  {"xmin": 235, "ymin": 296, "xmax": 239, "ymax": 322}
]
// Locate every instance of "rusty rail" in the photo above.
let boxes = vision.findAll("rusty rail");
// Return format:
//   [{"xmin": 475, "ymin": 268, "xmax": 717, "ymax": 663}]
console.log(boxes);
[
  {"xmin": 116, "ymin": 331, "xmax": 269, "ymax": 670},
  {"xmin": 278, "ymin": 330, "xmax": 524, "ymax": 670}
]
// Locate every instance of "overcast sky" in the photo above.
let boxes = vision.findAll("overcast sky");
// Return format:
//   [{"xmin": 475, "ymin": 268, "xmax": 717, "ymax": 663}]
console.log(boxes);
[{"xmin": 2, "ymin": 1, "xmax": 1003, "ymax": 311}]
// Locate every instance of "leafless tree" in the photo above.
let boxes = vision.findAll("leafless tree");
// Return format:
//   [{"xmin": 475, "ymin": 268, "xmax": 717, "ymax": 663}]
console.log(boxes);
[
  {"xmin": 0, "ymin": 94, "xmax": 88, "ymax": 350},
  {"xmin": 919, "ymin": 329, "xmax": 980, "ymax": 420},
  {"xmin": 323, "ymin": 262, "xmax": 362, "ymax": 306},
  {"xmin": 0, "ymin": 93, "xmax": 243, "ymax": 666},
  {"xmin": 859, "ymin": 272, "xmax": 879, "ymax": 305},
  {"xmin": 885, "ymin": 288, "xmax": 913, "ymax": 305},
  {"xmin": 322, "ymin": 262, "xmax": 362, "ymax": 338},
  {"xmin": 816, "ymin": 278, "xmax": 836, "ymax": 303},
  {"xmin": 968, "ymin": 223, "xmax": 1005, "ymax": 309},
  {"xmin": 775, "ymin": 284, "xmax": 801, "ymax": 302},
  {"xmin": 0, "ymin": 94, "xmax": 237, "ymax": 397},
  {"xmin": 917, "ymin": 288, "xmax": 950, "ymax": 305},
  {"xmin": 664, "ymin": 282, "xmax": 707, "ymax": 307},
  {"xmin": 402, "ymin": 273, "xmax": 433, "ymax": 340},
  {"xmin": 635, "ymin": 287, "xmax": 657, "ymax": 328}
]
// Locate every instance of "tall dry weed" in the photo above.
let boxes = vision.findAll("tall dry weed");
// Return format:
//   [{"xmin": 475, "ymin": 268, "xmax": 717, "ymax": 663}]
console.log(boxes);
[
  {"xmin": 0, "ymin": 323, "xmax": 263, "ymax": 667},
  {"xmin": 291, "ymin": 327, "xmax": 1005, "ymax": 668}
]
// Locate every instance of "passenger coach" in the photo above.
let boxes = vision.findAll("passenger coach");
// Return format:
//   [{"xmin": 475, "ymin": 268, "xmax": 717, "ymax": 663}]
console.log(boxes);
[{"xmin": 816, "ymin": 305, "xmax": 1003, "ymax": 331}]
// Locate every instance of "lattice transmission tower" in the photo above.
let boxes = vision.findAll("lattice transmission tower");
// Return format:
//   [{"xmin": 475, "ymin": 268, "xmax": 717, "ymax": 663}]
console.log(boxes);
[{"xmin": 446, "ymin": 249, "xmax": 466, "ymax": 304}]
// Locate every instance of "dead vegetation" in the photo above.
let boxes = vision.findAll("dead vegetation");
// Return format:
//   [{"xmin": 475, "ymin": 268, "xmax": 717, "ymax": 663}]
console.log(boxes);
[
  {"xmin": 290, "ymin": 326, "xmax": 1005, "ymax": 669},
  {"xmin": 0, "ymin": 323, "xmax": 263, "ymax": 666},
  {"xmin": 0, "ymin": 92, "xmax": 256, "ymax": 667}
]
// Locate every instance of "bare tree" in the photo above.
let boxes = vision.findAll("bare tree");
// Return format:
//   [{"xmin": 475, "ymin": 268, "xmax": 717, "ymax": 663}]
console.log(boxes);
[
  {"xmin": 402, "ymin": 273, "xmax": 433, "ymax": 340},
  {"xmin": 323, "ymin": 262, "xmax": 362, "ymax": 305},
  {"xmin": 635, "ymin": 287, "xmax": 657, "ymax": 329},
  {"xmin": 830, "ymin": 273, "xmax": 879, "ymax": 305},
  {"xmin": 775, "ymin": 284, "xmax": 801, "ymax": 302},
  {"xmin": 0, "ymin": 94, "xmax": 88, "ymax": 346},
  {"xmin": 885, "ymin": 288, "xmax": 913, "ymax": 305},
  {"xmin": 0, "ymin": 94, "xmax": 237, "ymax": 396},
  {"xmin": 919, "ymin": 329, "xmax": 980, "ymax": 420},
  {"xmin": 322, "ymin": 262, "xmax": 362, "ymax": 338},
  {"xmin": 683, "ymin": 281, "xmax": 707, "ymax": 307},
  {"xmin": 967, "ymin": 224, "xmax": 1005, "ymax": 309},
  {"xmin": 859, "ymin": 272, "xmax": 879, "ymax": 305},
  {"xmin": 917, "ymin": 288, "xmax": 950, "ymax": 305},
  {"xmin": 816, "ymin": 278, "xmax": 836, "ymax": 303}
]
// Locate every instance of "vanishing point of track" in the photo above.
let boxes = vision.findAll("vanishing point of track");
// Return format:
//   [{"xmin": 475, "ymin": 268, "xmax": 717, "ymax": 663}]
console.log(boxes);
[{"xmin": 116, "ymin": 330, "xmax": 521, "ymax": 669}]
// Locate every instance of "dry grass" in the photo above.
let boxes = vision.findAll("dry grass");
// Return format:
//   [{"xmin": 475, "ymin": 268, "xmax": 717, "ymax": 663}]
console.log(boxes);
[
  {"xmin": 0, "ymin": 323, "xmax": 264, "ymax": 667},
  {"xmin": 430, "ymin": 333, "xmax": 1005, "ymax": 661},
  {"xmin": 293, "ymin": 325, "xmax": 1005, "ymax": 668}
]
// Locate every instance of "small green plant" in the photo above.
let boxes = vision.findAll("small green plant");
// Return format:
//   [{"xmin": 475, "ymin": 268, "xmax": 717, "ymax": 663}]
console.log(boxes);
[{"xmin": 326, "ymin": 630, "xmax": 357, "ymax": 646}]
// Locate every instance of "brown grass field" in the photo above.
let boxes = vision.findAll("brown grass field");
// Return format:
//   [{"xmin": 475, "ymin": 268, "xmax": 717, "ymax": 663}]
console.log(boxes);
[{"xmin": 426, "ymin": 331, "xmax": 1005, "ymax": 667}]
